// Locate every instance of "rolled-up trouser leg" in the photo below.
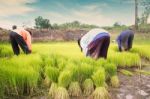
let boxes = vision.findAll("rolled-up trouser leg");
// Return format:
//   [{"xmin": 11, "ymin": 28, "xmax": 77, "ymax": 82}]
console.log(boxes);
[
  {"xmin": 100, "ymin": 36, "xmax": 110, "ymax": 59},
  {"xmin": 9, "ymin": 32, "xmax": 20, "ymax": 55},
  {"xmin": 13, "ymin": 32, "xmax": 30, "ymax": 54}
]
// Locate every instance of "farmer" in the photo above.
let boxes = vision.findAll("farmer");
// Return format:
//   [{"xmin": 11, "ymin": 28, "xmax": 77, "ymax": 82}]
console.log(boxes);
[
  {"xmin": 117, "ymin": 28, "xmax": 134, "ymax": 52},
  {"xmin": 78, "ymin": 28, "xmax": 110, "ymax": 59},
  {"xmin": 9, "ymin": 25, "xmax": 32, "ymax": 55}
]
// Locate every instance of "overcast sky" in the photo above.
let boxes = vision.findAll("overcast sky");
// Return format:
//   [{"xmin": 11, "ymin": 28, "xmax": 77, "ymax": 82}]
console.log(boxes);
[{"xmin": 0, "ymin": 0, "xmax": 148, "ymax": 29}]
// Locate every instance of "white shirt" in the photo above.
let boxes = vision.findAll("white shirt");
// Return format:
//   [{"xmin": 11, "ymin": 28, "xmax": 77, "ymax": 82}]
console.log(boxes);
[{"xmin": 80, "ymin": 28, "xmax": 109, "ymax": 55}]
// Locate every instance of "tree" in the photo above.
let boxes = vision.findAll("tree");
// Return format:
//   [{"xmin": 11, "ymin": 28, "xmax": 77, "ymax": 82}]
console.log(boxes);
[
  {"xmin": 135, "ymin": 0, "xmax": 139, "ymax": 30},
  {"xmin": 140, "ymin": 0, "xmax": 150, "ymax": 24},
  {"xmin": 35, "ymin": 16, "xmax": 51, "ymax": 29},
  {"xmin": 113, "ymin": 22, "xmax": 121, "ymax": 27}
]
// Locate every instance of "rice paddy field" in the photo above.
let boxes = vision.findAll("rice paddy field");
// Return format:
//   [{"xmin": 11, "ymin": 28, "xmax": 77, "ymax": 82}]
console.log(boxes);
[{"xmin": 0, "ymin": 36, "xmax": 150, "ymax": 99}]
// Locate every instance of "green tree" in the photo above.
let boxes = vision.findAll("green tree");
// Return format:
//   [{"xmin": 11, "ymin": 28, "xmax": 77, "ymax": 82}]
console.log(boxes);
[
  {"xmin": 35, "ymin": 16, "xmax": 51, "ymax": 29},
  {"xmin": 140, "ymin": 0, "xmax": 150, "ymax": 24}
]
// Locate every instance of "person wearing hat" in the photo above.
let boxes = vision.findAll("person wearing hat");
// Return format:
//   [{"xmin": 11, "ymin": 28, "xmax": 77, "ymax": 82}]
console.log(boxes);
[
  {"xmin": 9, "ymin": 25, "xmax": 32, "ymax": 55},
  {"xmin": 78, "ymin": 28, "xmax": 110, "ymax": 59}
]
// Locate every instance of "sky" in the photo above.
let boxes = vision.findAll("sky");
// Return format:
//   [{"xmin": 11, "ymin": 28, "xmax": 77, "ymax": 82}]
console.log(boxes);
[{"xmin": 0, "ymin": 0, "xmax": 148, "ymax": 29}]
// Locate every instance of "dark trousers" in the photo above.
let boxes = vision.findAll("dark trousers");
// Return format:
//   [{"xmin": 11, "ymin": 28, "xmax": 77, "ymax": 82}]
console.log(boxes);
[
  {"xmin": 9, "ymin": 32, "xmax": 30, "ymax": 55},
  {"xmin": 87, "ymin": 36, "xmax": 110, "ymax": 59},
  {"xmin": 127, "ymin": 33, "xmax": 134, "ymax": 50}
]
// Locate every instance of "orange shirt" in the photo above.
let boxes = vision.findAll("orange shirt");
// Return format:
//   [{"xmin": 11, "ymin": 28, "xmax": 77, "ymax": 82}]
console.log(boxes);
[{"xmin": 13, "ymin": 29, "xmax": 32, "ymax": 51}]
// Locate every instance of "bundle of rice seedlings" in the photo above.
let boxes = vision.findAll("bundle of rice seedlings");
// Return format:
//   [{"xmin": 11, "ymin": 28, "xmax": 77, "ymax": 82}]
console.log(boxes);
[
  {"xmin": 54, "ymin": 87, "xmax": 70, "ymax": 99},
  {"xmin": 58, "ymin": 70, "xmax": 72, "ymax": 88},
  {"xmin": 48, "ymin": 83, "xmax": 58, "ymax": 99},
  {"xmin": 68, "ymin": 82, "xmax": 82, "ymax": 97},
  {"xmin": 43, "ymin": 77, "xmax": 51, "ymax": 87},
  {"xmin": 131, "ymin": 45, "xmax": 150, "ymax": 60},
  {"xmin": 79, "ymin": 63, "xmax": 94, "ymax": 83},
  {"xmin": 103, "ymin": 63, "xmax": 117, "ymax": 80},
  {"xmin": 45, "ymin": 66, "xmax": 59, "ymax": 83},
  {"xmin": 96, "ymin": 58, "xmax": 108, "ymax": 66},
  {"xmin": 65, "ymin": 63, "xmax": 79, "ymax": 82},
  {"xmin": 92, "ymin": 68, "xmax": 105, "ymax": 87},
  {"xmin": 108, "ymin": 52, "xmax": 141, "ymax": 67},
  {"xmin": 119, "ymin": 69, "xmax": 133, "ymax": 76},
  {"xmin": 0, "ymin": 45, "xmax": 13, "ymax": 57},
  {"xmin": 110, "ymin": 75, "xmax": 120, "ymax": 88},
  {"xmin": 91, "ymin": 87, "xmax": 110, "ymax": 99},
  {"xmin": 82, "ymin": 79, "xmax": 94, "ymax": 96}
]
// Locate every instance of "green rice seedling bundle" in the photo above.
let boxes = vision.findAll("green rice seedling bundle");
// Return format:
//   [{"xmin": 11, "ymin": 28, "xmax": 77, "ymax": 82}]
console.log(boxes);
[
  {"xmin": 0, "ymin": 54, "xmax": 41, "ymax": 96},
  {"xmin": 119, "ymin": 69, "xmax": 133, "ymax": 76},
  {"xmin": 92, "ymin": 68, "xmax": 105, "ymax": 87},
  {"xmin": 54, "ymin": 87, "xmax": 70, "ymax": 99},
  {"xmin": 79, "ymin": 63, "xmax": 94, "ymax": 83},
  {"xmin": 91, "ymin": 87, "xmax": 110, "ymax": 99},
  {"xmin": 44, "ymin": 54, "xmax": 59, "ymax": 68},
  {"xmin": 82, "ymin": 79, "xmax": 94, "ymax": 96},
  {"xmin": 131, "ymin": 45, "xmax": 150, "ymax": 60},
  {"xmin": 103, "ymin": 63, "xmax": 117, "ymax": 80},
  {"xmin": 108, "ymin": 51, "xmax": 141, "ymax": 67},
  {"xmin": 96, "ymin": 58, "xmax": 108, "ymax": 67},
  {"xmin": 68, "ymin": 82, "xmax": 82, "ymax": 97},
  {"xmin": 48, "ymin": 83, "xmax": 58, "ymax": 99},
  {"xmin": 45, "ymin": 66, "xmax": 59, "ymax": 83},
  {"xmin": 58, "ymin": 70, "xmax": 72, "ymax": 88},
  {"xmin": 0, "ymin": 45, "xmax": 13, "ymax": 57},
  {"xmin": 91, "ymin": 68, "xmax": 110, "ymax": 99},
  {"xmin": 65, "ymin": 63, "xmax": 79, "ymax": 81},
  {"xmin": 110, "ymin": 75, "xmax": 119, "ymax": 88}
]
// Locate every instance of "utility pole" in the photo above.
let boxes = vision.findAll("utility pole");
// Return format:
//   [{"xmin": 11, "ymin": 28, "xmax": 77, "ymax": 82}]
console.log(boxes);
[{"xmin": 135, "ymin": 0, "xmax": 138, "ymax": 30}]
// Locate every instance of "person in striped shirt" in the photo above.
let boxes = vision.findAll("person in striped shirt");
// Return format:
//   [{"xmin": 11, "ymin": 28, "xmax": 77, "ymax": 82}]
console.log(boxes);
[
  {"xmin": 78, "ymin": 28, "xmax": 110, "ymax": 59},
  {"xmin": 9, "ymin": 25, "xmax": 32, "ymax": 55}
]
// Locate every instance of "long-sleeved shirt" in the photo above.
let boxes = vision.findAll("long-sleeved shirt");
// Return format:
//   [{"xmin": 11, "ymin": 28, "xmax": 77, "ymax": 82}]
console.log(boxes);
[
  {"xmin": 13, "ymin": 29, "xmax": 32, "ymax": 51},
  {"xmin": 80, "ymin": 28, "xmax": 110, "ymax": 55},
  {"xmin": 117, "ymin": 30, "xmax": 134, "ymax": 51}
]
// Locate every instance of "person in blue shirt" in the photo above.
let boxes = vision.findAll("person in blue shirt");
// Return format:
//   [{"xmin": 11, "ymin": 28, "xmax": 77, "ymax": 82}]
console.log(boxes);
[
  {"xmin": 78, "ymin": 28, "xmax": 110, "ymax": 59},
  {"xmin": 117, "ymin": 28, "xmax": 134, "ymax": 52}
]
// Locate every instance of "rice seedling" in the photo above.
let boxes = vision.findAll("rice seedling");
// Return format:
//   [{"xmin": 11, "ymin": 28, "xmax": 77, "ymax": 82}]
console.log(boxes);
[
  {"xmin": 79, "ymin": 63, "xmax": 94, "ymax": 83},
  {"xmin": 54, "ymin": 87, "xmax": 70, "ymax": 99},
  {"xmin": 0, "ymin": 54, "xmax": 42, "ymax": 96},
  {"xmin": 119, "ymin": 69, "xmax": 134, "ymax": 76},
  {"xmin": 68, "ymin": 82, "xmax": 82, "ymax": 97},
  {"xmin": 48, "ymin": 83, "xmax": 58, "ymax": 99},
  {"xmin": 131, "ymin": 45, "xmax": 150, "ymax": 60},
  {"xmin": 108, "ymin": 51, "xmax": 141, "ymax": 67},
  {"xmin": 103, "ymin": 63, "xmax": 117, "ymax": 79},
  {"xmin": 1, "ymin": 42, "xmax": 149, "ymax": 98},
  {"xmin": 82, "ymin": 79, "xmax": 94, "ymax": 96},
  {"xmin": 92, "ymin": 68, "xmax": 105, "ymax": 87},
  {"xmin": 0, "ymin": 45, "xmax": 13, "ymax": 57},
  {"xmin": 110, "ymin": 75, "xmax": 120, "ymax": 88},
  {"xmin": 58, "ymin": 70, "xmax": 72, "ymax": 88},
  {"xmin": 135, "ymin": 69, "xmax": 150, "ymax": 75},
  {"xmin": 45, "ymin": 66, "xmax": 59, "ymax": 83},
  {"xmin": 91, "ymin": 87, "xmax": 110, "ymax": 99},
  {"xmin": 43, "ymin": 77, "xmax": 51, "ymax": 87},
  {"xmin": 65, "ymin": 63, "xmax": 79, "ymax": 82}
]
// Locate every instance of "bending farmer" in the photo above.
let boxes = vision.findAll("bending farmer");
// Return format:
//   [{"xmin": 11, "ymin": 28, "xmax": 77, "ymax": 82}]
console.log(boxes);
[
  {"xmin": 117, "ymin": 29, "xmax": 134, "ymax": 52},
  {"xmin": 78, "ymin": 28, "xmax": 110, "ymax": 59},
  {"xmin": 9, "ymin": 25, "xmax": 32, "ymax": 55}
]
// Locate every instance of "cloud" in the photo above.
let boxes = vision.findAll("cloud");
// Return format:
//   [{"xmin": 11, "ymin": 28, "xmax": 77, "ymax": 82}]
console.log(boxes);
[
  {"xmin": 47, "ymin": 4, "xmax": 123, "ymax": 26},
  {"xmin": 0, "ymin": 0, "xmax": 36, "ymax": 16}
]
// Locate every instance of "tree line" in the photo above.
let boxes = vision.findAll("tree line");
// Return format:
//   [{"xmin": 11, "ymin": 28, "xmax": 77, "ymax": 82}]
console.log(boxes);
[{"xmin": 34, "ymin": 16, "xmax": 99, "ymax": 30}]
